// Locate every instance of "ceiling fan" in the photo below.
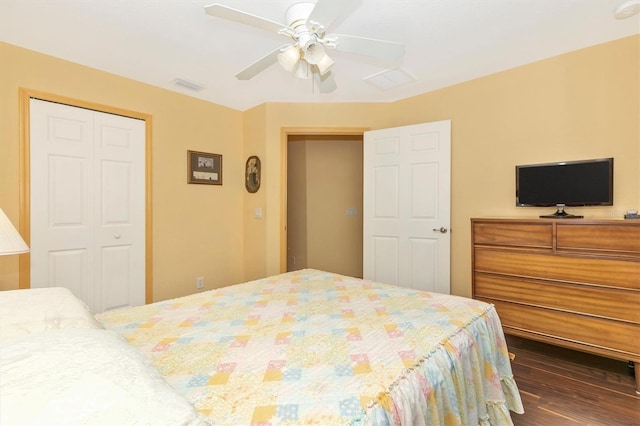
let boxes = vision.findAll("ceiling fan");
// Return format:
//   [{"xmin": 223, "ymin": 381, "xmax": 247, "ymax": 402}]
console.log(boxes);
[{"xmin": 204, "ymin": 0, "xmax": 405, "ymax": 93}]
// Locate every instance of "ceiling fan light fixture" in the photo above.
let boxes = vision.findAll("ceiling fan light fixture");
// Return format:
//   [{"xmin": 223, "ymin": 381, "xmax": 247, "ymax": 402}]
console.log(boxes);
[
  {"xmin": 315, "ymin": 53, "xmax": 334, "ymax": 75},
  {"xmin": 204, "ymin": 1, "xmax": 406, "ymax": 89},
  {"xmin": 277, "ymin": 45, "xmax": 301, "ymax": 72},
  {"xmin": 303, "ymin": 41, "xmax": 325, "ymax": 64},
  {"xmin": 302, "ymin": 41, "xmax": 326, "ymax": 65},
  {"xmin": 297, "ymin": 32, "xmax": 325, "ymax": 65},
  {"xmin": 294, "ymin": 60, "xmax": 312, "ymax": 80}
]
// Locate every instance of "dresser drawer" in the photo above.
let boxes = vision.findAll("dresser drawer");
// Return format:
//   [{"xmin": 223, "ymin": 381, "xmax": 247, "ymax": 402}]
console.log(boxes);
[
  {"xmin": 472, "ymin": 218, "xmax": 640, "ymax": 372},
  {"xmin": 474, "ymin": 248, "xmax": 640, "ymax": 290},
  {"xmin": 473, "ymin": 221, "xmax": 552, "ymax": 248},
  {"xmin": 557, "ymin": 223, "xmax": 640, "ymax": 254},
  {"xmin": 488, "ymin": 300, "xmax": 640, "ymax": 360},
  {"xmin": 474, "ymin": 274, "xmax": 640, "ymax": 323}
]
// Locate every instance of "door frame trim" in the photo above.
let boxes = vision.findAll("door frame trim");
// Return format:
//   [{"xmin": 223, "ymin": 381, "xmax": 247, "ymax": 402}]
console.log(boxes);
[
  {"xmin": 279, "ymin": 126, "xmax": 369, "ymax": 273},
  {"xmin": 18, "ymin": 88, "xmax": 154, "ymax": 304}
]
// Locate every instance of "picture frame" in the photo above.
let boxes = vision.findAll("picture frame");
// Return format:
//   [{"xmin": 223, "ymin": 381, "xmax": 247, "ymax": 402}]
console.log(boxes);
[
  {"xmin": 187, "ymin": 150, "xmax": 222, "ymax": 185},
  {"xmin": 245, "ymin": 155, "xmax": 261, "ymax": 193}
]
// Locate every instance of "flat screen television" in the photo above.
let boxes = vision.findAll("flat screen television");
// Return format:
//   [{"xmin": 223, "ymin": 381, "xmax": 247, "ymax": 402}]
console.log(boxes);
[{"xmin": 516, "ymin": 157, "xmax": 613, "ymax": 218}]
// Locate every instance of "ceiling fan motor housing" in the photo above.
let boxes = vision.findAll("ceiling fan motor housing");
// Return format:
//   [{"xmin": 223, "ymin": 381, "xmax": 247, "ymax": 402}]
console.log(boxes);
[{"xmin": 285, "ymin": 2, "xmax": 316, "ymax": 29}]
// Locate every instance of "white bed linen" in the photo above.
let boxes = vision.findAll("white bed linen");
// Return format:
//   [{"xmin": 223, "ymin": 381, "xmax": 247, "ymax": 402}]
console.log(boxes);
[
  {"xmin": 0, "ymin": 328, "xmax": 209, "ymax": 426},
  {"xmin": 0, "ymin": 287, "xmax": 102, "ymax": 340}
]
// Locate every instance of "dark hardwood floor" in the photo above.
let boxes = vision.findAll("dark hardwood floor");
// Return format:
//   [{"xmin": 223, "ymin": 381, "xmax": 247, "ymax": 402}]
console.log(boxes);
[{"xmin": 506, "ymin": 335, "xmax": 640, "ymax": 426}]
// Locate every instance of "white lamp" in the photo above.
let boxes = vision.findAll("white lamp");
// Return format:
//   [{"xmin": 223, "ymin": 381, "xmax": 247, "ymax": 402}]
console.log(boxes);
[
  {"xmin": 302, "ymin": 40, "xmax": 325, "ymax": 65},
  {"xmin": 315, "ymin": 53, "xmax": 335, "ymax": 75},
  {"xmin": 0, "ymin": 208, "xmax": 29, "ymax": 256},
  {"xmin": 277, "ymin": 45, "xmax": 301, "ymax": 72}
]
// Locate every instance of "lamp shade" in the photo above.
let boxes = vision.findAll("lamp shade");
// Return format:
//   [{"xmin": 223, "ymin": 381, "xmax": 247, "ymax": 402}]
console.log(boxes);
[
  {"xmin": 0, "ymin": 208, "xmax": 29, "ymax": 256},
  {"xmin": 315, "ymin": 53, "xmax": 335, "ymax": 75},
  {"xmin": 303, "ymin": 41, "xmax": 325, "ymax": 65},
  {"xmin": 277, "ymin": 45, "xmax": 301, "ymax": 72}
]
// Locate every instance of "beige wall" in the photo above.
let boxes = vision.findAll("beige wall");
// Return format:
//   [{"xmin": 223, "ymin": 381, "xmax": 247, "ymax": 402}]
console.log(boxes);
[
  {"xmin": 305, "ymin": 137, "xmax": 363, "ymax": 278},
  {"xmin": 287, "ymin": 136, "xmax": 363, "ymax": 278},
  {"xmin": 1, "ymin": 35, "xmax": 638, "ymax": 301},
  {"xmin": 286, "ymin": 139, "xmax": 308, "ymax": 271},
  {"xmin": 0, "ymin": 42, "xmax": 245, "ymax": 300},
  {"xmin": 242, "ymin": 105, "xmax": 268, "ymax": 281}
]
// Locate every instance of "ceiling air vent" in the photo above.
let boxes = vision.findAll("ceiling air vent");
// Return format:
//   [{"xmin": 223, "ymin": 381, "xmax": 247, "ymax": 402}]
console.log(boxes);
[
  {"xmin": 363, "ymin": 68, "xmax": 416, "ymax": 91},
  {"xmin": 172, "ymin": 77, "xmax": 206, "ymax": 91}
]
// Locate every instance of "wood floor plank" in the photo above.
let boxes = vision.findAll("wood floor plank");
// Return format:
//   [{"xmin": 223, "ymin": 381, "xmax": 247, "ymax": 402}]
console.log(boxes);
[{"xmin": 506, "ymin": 335, "xmax": 640, "ymax": 426}]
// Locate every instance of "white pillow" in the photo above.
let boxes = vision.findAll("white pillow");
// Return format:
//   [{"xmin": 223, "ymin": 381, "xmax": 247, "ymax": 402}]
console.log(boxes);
[
  {"xmin": 0, "ymin": 329, "xmax": 209, "ymax": 426},
  {"xmin": 0, "ymin": 287, "xmax": 103, "ymax": 340}
]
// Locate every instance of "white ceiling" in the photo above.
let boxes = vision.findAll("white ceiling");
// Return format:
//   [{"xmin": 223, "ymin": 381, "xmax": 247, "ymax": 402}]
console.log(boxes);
[{"xmin": 1, "ymin": 0, "xmax": 638, "ymax": 111}]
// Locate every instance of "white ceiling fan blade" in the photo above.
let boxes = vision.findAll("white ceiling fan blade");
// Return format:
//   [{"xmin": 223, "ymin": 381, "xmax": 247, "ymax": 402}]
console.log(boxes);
[
  {"xmin": 235, "ymin": 45, "xmax": 288, "ymax": 80},
  {"xmin": 314, "ymin": 69, "xmax": 337, "ymax": 93},
  {"xmin": 307, "ymin": 0, "xmax": 359, "ymax": 31},
  {"xmin": 205, "ymin": 4, "xmax": 290, "ymax": 33},
  {"xmin": 331, "ymin": 34, "xmax": 405, "ymax": 61}
]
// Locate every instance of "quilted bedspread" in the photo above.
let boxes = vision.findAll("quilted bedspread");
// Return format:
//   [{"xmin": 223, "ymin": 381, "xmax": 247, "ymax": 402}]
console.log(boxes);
[{"xmin": 97, "ymin": 269, "xmax": 523, "ymax": 425}]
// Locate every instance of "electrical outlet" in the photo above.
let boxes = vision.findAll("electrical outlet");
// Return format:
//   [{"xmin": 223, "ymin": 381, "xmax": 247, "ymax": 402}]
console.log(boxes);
[{"xmin": 196, "ymin": 276, "xmax": 204, "ymax": 289}]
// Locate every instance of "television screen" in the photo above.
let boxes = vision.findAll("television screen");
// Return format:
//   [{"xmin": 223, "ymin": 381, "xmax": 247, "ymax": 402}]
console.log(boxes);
[{"xmin": 516, "ymin": 158, "xmax": 613, "ymax": 207}]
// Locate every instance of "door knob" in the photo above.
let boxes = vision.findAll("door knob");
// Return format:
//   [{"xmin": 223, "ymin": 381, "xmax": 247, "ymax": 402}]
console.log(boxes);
[
  {"xmin": 433, "ymin": 227, "xmax": 448, "ymax": 234},
  {"xmin": 114, "ymin": 234, "xmax": 121, "ymax": 239}
]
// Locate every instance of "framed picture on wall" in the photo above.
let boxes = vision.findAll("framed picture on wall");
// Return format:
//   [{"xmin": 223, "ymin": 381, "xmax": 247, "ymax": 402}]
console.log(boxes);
[
  {"xmin": 188, "ymin": 150, "xmax": 222, "ymax": 185},
  {"xmin": 245, "ymin": 155, "xmax": 261, "ymax": 193}
]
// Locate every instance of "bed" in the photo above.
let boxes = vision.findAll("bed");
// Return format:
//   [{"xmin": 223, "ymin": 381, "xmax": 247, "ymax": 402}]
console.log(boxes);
[
  {"xmin": 95, "ymin": 269, "xmax": 523, "ymax": 425},
  {"xmin": 1, "ymin": 270, "xmax": 522, "ymax": 425}
]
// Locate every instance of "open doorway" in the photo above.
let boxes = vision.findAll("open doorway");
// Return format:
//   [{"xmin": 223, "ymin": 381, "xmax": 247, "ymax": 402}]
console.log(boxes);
[{"xmin": 286, "ymin": 134, "xmax": 363, "ymax": 278}]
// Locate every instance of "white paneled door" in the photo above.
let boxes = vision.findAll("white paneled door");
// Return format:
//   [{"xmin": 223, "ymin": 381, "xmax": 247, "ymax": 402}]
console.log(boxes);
[
  {"xmin": 29, "ymin": 99, "xmax": 145, "ymax": 313},
  {"xmin": 363, "ymin": 120, "xmax": 451, "ymax": 293}
]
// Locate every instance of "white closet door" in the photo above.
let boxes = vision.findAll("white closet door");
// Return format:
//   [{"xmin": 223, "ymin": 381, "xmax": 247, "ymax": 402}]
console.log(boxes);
[
  {"xmin": 30, "ymin": 99, "xmax": 145, "ymax": 313},
  {"xmin": 93, "ymin": 109, "xmax": 145, "ymax": 313}
]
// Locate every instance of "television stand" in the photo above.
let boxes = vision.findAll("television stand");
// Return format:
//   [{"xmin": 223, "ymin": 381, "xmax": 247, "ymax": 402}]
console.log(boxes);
[{"xmin": 540, "ymin": 206, "xmax": 583, "ymax": 219}]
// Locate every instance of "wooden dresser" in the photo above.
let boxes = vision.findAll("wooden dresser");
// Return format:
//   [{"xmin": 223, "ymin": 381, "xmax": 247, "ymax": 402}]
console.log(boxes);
[{"xmin": 471, "ymin": 218, "xmax": 640, "ymax": 393}]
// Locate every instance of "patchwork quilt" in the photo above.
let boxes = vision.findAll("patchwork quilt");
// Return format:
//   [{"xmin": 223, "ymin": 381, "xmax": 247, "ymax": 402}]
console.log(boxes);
[{"xmin": 97, "ymin": 269, "xmax": 523, "ymax": 425}]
